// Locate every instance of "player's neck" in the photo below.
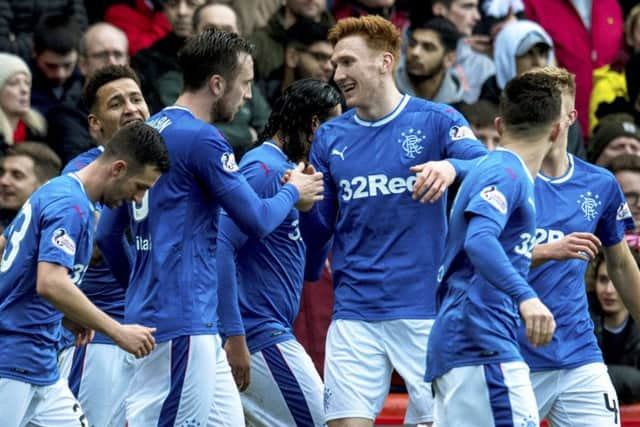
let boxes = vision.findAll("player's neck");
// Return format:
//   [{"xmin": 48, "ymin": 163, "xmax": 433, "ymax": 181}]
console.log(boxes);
[
  {"xmin": 355, "ymin": 85, "xmax": 403, "ymax": 121},
  {"xmin": 74, "ymin": 161, "xmax": 107, "ymax": 203},
  {"xmin": 501, "ymin": 138, "xmax": 550, "ymax": 178},
  {"xmin": 541, "ymin": 143, "xmax": 570, "ymax": 177},
  {"xmin": 174, "ymin": 91, "xmax": 211, "ymax": 123},
  {"xmin": 271, "ymin": 132, "xmax": 284, "ymax": 149}
]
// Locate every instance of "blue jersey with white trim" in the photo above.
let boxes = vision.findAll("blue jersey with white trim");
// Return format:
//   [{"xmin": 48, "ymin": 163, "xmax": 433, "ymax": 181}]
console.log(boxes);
[
  {"xmin": 426, "ymin": 150, "xmax": 536, "ymax": 380},
  {"xmin": 518, "ymin": 154, "xmax": 635, "ymax": 371},
  {"xmin": 307, "ymin": 95, "xmax": 486, "ymax": 320},
  {"xmin": 63, "ymin": 146, "xmax": 125, "ymax": 345},
  {"xmin": 218, "ymin": 142, "xmax": 305, "ymax": 354},
  {"xmin": 0, "ymin": 174, "xmax": 94, "ymax": 385},
  {"xmin": 116, "ymin": 106, "xmax": 298, "ymax": 342}
]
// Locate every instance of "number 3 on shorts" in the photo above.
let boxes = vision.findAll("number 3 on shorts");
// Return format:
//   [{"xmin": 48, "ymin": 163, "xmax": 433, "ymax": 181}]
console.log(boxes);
[{"xmin": 1, "ymin": 201, "xmax": 32, "ymax": 272}]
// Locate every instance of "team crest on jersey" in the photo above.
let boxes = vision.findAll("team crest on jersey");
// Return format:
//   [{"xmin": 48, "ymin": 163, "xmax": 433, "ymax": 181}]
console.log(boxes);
[
  {"xmin": 221, "ymin": 152, "xmax": 238, "ymax": 173},
  {"xmin": 480, "ymin": 185, "xmax": 507, "ymax": 214},
  {"xmin": 577, "ymin": 191, "xmax": 601, "ymax": 221},
  {"xmin": 52, "ymin": 228, "xmax": 76, "ymax": 255},
  {"xmin": 617, "ymin": 201, "xmax": 633, "ymax": 220},
  {"xmin": 397, "ymin": 128, "xmax": 425, "ymax": 159},
  {"xmin": 449, "ymin": 125, "xmax": 477, "ymax": 141}
]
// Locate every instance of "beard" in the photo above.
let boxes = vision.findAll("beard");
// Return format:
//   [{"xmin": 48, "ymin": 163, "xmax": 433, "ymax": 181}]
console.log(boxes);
[
  {"xmin": 406, "ymin": 57, "xmax": 446, "ymax": 84},
  {"xmin": 210, "ymin": 95, "xmax": 236, "ymax": 123}
]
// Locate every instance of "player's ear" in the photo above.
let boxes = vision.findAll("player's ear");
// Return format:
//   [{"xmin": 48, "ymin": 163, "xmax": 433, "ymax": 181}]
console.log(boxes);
[
  {"xmin": 111, "ymin": 159, "xmax": 128, "ymax": 178},
  {"xmin": 494, "ymin": 116, "xmax": 504, "ymax": 136},
  {"xmin": 381, "ymin": 52, "xmax": 394, "ymax": 74},
  {"xmin": 444, "ymin": 51, "xmax": 456, "ymax": 69},
  {"xmin": 310, "ymin": 115, "xmax": 321, "ymax": 133},
  {"xmin": 87, "ymin": 114, "xmax": 102, "ymax": 140},
  {"xmin": 208, "ymin": 74, "xmax": 225, "ymax": 97}
]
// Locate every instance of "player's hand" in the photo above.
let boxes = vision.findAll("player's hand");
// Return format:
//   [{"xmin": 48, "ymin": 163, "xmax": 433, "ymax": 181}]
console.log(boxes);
[
  {"xmin": 287, "ymin": 162, "xmax": 324, "ymax": 211},
  {"xmin": 410, "ymin": 160, "xmax": 456, "ymax": 203},
  {"xmin": 62, "ymin": 317, "xmax": 95, "ymax": 346},
  {"xmin": 544, "ymin": 232, "xmax": 601, "ymax": 262},
  {"xmin": 224, "ymin": 335, "xmax": 251, "ymax": 392},
  {"xmin": 113, "ymin": 324, "xmax": 156, "ymax": 358},
  {"xmin": 519, "ymin": 297, "xmax": 555, "ymax": 347}
]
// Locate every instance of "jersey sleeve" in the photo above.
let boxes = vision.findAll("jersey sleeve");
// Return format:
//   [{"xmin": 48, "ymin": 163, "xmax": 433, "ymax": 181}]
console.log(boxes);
[
  {"xmin": 463, "ymin": 162, "xmax": 522, "ymax": 231},
  {"xmin": 596, "ymin": 176, "xmax": 637, "ymax": 247},
  {"xmin": 439, "ymin": 107, "xmax": 488, "ymax": 161},
  {"xmin": 38, "ymin": 197, "xmax": 90, "ymax": 271},
  {"xmin": 96, "ymin": 204, "xmax": 132, "ymax": 286},
  {"xmin": 189, "ymin": 128, "xmax": 299, "ymax": 239}
]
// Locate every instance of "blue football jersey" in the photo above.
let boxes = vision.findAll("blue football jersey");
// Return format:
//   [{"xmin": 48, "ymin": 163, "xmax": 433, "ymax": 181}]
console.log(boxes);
[
  {"xmin": 426, "ymin": 149, "xmax": 537, "ymax": 381},
  {"xmin": 113, "ymin": 106, "xmax": 299, "ymax": 342},
  {"xmin": 518, "ymin": 154, "xmax": 635, "ymax": 370},
  {"xmin": 306, "ymin": 94, "xmax": 486, "ymax": 320},
  {"xmin": 218, "ymin": 142, "xmax": 306, "ymax": 354},
  {"xmin": 62, "ymin": 146, "xmax": 125, "ymax": 344},
  {"xmin": 0, "ymin": 174, "xmax": 94, "ymax": 385}
]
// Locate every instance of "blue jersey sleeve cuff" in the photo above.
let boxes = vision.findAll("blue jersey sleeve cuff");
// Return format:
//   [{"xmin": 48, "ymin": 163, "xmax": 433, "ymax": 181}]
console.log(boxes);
[{"xmin": 282, "ymin": 183, "xmax": 300, "ymax": 203}]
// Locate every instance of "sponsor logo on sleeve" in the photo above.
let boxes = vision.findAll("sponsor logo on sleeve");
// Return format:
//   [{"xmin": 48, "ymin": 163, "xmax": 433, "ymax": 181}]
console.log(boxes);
[
  {"xmin": 617, "ymin": 202, "xmax": 633, "ymax": 220},
  {"xmin": 480, "ymin": 185, "xmax": 507, "ymax": 214},
  {"xmin": 221, "ymin": 152, "xmax": 239, "ymax": 173},
  {"xmin": 52, "ymin": 228, "xmax": 76, "ymax": 256},
  {"xmin": 449, "ymin": 125, "xmax": 477, "ymax": 141}
]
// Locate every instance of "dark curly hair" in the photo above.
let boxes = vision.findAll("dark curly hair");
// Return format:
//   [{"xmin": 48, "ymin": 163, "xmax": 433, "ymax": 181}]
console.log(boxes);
[{"xmin": 259, "ymin": 79, "xmax": 343, "ymax": 163}]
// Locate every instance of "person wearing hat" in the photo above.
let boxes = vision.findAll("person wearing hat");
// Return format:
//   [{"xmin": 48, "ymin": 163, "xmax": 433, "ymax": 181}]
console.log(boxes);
[
  {"xmin": 588, "ymin": 113, "xmax": 640, "ymax": 167},
  {"xmin": 0, "ymin": 53, "xmax": 47, "ymax": 154}
]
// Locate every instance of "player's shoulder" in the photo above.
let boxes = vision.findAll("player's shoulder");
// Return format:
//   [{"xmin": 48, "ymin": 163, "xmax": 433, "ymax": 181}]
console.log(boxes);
[
  {"xmin": 240, "ymin": 143, "xmax": 291, "ymax": 178},
  {"xmin": 572, "ymin": 154, "xmax": 617, "ymax": 183},
  {"xmin": 33, "ymin": 175, "xmax": 93, "ymax": 217},
  {"xmin": 62, "ymin": 147, "xmax": 103, "ymax": 174},
  {"xmin": 405, "ymin": 96, "xmax": 466, "ymax": 122}
]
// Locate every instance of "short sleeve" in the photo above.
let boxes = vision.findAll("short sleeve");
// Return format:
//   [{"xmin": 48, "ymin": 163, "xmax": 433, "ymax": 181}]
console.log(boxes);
[
  {"xmin": 38, "ymin": 198, "xmax": 90, "ymax": 270},
  {"xmin": 596, "ymin": 177, "xmax": 637, "ymax": 247}
]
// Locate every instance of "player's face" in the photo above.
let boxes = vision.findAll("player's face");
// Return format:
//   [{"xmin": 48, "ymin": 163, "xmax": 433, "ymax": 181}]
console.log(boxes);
[
  {"xmin": 406, "ymin": 29, "xmax": 447, "ymax": 79},
  {"xmin": 615, "ymin": 169, "xmax": 640, "ymax": 225},
  {"xmin": 595, "ymin": 261, "xmax": 627, "ymax": 317},
  {"xmin": 0, "ymin": 155, "xmax": 41, "ymax": 210},
  {"xmin": 296, "ymin": 41, "xmax": 334, "ymax": 82},
  {"xmin": 597, "ymin": 136, "xmax": 640, "ymax": 167},
  {"xmin": 438, "ymin": 0, "xmax": 480, "ymax": 37},
  {"xmin": 104, "ymin": 164, "xmax": 161, "ymax": 208},
  {"xmin": 0, "ymin": 72, "xmax": 31, "ymax": 117},
  {"xmin": 214, "ymin": 53, "xmax": 253, "ymax": 123},
  {"xmin": 35, "ymin": 50, "xmax": 77, "ymax": 86},
  {"xmin": 91, "ymin": 78, "xmax": 150, "ymax": 144},
  {"xmin": 332, "ymin": 35, "xmax": 386, "ymax": 109},
  {"xmin": 163, "ymin": 0, "xmax": 205, "ymax": 38}
]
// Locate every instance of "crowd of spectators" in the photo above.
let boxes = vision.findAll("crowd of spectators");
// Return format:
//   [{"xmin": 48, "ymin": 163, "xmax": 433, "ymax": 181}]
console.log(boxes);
[{"xmin": 1, "ymin": 0, "xmax": 640, "ymax": 404}]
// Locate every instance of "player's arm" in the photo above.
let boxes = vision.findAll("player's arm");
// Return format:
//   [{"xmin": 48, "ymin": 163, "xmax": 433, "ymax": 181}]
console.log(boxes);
[
  {"xmin": 464, "ymin": 214, "xmax": 556, "ymax": 347},
  {"xmin": 217, "ymin": 213, "xmax": 251, "ymax": 391},
  {"xmin": 96, "ymin": 204, "xmax": 132, "ymax": 287},
  {"xmin": 603, "ymin": 239, "xmax": 640, "ymax": 323},
  {"xmin": 412, "ymin": 112, "xmax": 487, "ymax": 203},
  {"xmin": 36, "ymin": 261, "xmax": 155, "ymax": 358},
  {"xmin": 530, "ymin": 232, "xmax": 602, "ymax": 268}
]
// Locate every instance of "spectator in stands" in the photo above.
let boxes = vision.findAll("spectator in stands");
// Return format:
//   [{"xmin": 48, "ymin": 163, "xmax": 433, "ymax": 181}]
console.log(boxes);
[
  {"xmin": 610, "ymin": 154, "xmax": 640, "ymax": 238},
  {"xmin": 105, "ymin": 0, "xmax": 171, "ymax": 56},
  {"xmin": 524, "ymin": 0, "xmax": 625, "ymax": 137},
  {"xmin": 457, "ymin": 100, "xmax": 500, "ymax": 150},
  {"xmin": 395, "ymin": 16, "xmax": 464, "ymax": 104},
  {"xmin": 261, "ymin": 17, "xmax": 334, "ymax": 105},
  {"xmin": 589, "ymin": 113, "xmax": 640, "ymax": 167},
  {"xmin": 132, "ymin": 0, "xmax": 205, "ymax": 113},
  {"xmin": 46, "ymin": 22, "xmax": 130, "ymax": 164},
  {"xmin": 627, "ymin": 52, "xmax": 640, "ymax": 124},
  {"xmin": 0, "ymin": 53, "xmax": 47, "ymax": 153},
  {"xmin": 588, "ymin": 248, "xmax": 640, "ymax": 404},
  {"xmin": 192, "ymin": 2, "xmax": 271, "ymax": 160},
  {"xmin": 430, "ymin": 0, "xmax": 496, "ymax": 103},
  {"xmin": 331, "ymin": 0, "xmax": 410, "ymax": 31},
  {"xmin": 0, "ymin": 0, "xmax": 88, "ymax": 62},
  {"xmin": 626, "ymin": 4, "xmax": 640, "ymax": 53},
  {"xmin": 30, "ymin": 14, "xmax": 84, "ymax": 116},
  {"xmin": 250, "ymin": 0, "xmax": 334, "ymax": 82},
  {"xmin": 0, "ymin": 142, "xmax": 61, "ymax": 232}
]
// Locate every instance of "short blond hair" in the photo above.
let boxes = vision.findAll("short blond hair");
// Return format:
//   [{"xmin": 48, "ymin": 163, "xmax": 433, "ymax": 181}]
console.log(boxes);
[
  {"xmin": 328, "ymin": 15, "xmax": 401, "ymax": 63},
  {"xmin": 524, "ymin": 66, "xmax": 576, "ymax": 96}
]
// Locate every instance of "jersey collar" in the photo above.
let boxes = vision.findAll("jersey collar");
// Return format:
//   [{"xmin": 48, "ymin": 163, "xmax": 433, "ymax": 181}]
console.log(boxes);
[
  {"xmin": 537, "ymin": 153, "xmax": 575, "ymax": 184},
  {"xmin": 495, "ymin": 147, "xmax": 534, "ymax": 183},
  {"xmin": 353, "ymin": 94, "xmax": 411, "ymax": 127},
  {"xmin": 263, "ymin": 141, "xmax": 288, "ymax": 160}
]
